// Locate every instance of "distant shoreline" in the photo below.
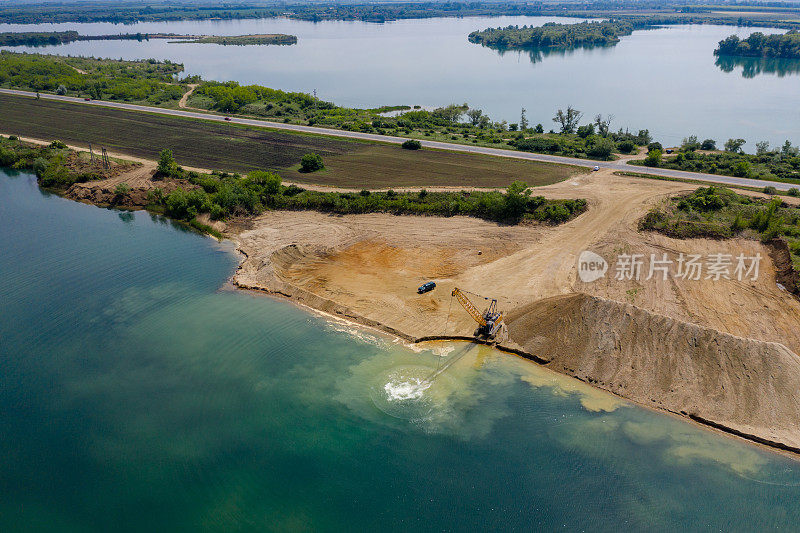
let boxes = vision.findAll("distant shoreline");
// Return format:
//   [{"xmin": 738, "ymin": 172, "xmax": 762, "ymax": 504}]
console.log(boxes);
[{"xmin": 0, "ymin": 31, "xmax": 298, "ymax": 47}]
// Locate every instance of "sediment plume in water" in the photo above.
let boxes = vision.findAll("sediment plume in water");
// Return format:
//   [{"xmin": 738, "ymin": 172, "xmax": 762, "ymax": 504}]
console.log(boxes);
[{"xmin": 384, "ymin": 343, "xmax": 478, "ymax": 402}]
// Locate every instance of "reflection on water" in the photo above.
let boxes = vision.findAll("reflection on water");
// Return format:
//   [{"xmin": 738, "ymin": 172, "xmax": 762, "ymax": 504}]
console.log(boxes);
[
  {"xmin": 5, "ymin": 168, "xmax": 800, "ymax": 530},
  {"xmin": 716, "ymin": 54, "xmax": 800, "ymax": 78},
  {"xmin": 485, "ymin": 42, "xmax": 616, "ymax": 64}
]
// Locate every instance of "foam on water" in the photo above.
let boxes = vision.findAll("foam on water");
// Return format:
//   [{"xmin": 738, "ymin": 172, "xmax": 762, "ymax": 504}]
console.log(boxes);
[{"xmin": 384, "ymin": 377, "xmax": 431, "ymax": 402}]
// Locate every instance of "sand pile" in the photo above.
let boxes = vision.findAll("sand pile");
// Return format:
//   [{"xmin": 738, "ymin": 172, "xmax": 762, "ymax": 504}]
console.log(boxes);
[{"xmin": 507, "ymin": 293, "xmax": 800, "ymax": 451}]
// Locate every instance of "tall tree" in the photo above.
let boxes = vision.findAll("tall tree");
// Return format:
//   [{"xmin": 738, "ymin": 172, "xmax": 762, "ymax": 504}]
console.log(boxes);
[
  {"xmin": 553, "ymin": 106, "xmax": 582, "ymax": 134},
  {"xmin": 520, "ymin": 107, "xmax": 529, "ymax": 131},
  {"xmin": 724, "ymin": 138, "xmax": 746, "ymax": 153},
  {"xmin": 467, "ymin": 108, "xmax": 484, "ymax": 126},
  {"xmin": 594, "ymin": 114, "xmax": 613, "ymax": 137}
]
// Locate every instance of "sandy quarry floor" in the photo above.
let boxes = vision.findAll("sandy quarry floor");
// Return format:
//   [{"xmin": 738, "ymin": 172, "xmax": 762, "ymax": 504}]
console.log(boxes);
[{"xmin": 236, "ymin": 169, "xmax": 800, "ymax": 353}]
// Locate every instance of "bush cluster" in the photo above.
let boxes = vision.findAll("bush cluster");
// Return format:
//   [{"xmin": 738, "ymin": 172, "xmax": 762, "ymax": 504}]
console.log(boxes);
[
  {"xmin": 511, "ymin": 129, "xmax": 649, "ymax": 160},
  {"xmin": 632, "ymin": 139, "xmax": 800, "ymax": 181},
  {"xmin": 641, "ymin": 187, "xmax": 800, "ymax": 262},
  {"xmin": 0, "ymin": 51, "xmax": 185, "ymax": 103},
  {"xmin": 146, "ymin": 162, "xmax": 588, "ymax": 226},
  {"xmin": 0, "ymin": 136, "xmax": 102, "ymax": 187}
]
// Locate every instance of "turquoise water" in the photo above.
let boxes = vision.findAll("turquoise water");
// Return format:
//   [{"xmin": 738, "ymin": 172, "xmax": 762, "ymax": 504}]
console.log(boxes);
[
  {"xmin": 4, "ymin": 168, "xmax": 800, "ymax": 530},
  {"xmin": 1, "ymin": 17, "xmax": 798, "ymax": 147}
]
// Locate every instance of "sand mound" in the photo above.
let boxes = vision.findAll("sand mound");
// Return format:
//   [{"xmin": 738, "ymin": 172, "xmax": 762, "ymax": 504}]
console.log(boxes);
[{"xmin": 507, "ymin": 293, "xmax": 800, "ymax": 450}]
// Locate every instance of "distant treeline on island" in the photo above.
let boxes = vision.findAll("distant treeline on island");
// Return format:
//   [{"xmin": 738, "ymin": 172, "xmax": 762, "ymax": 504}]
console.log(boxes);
[
  {"xmin": 0, "ymin": 31, "xmax": 297, "ymax": 47},
  {"xmin": 468, "ymin": 20, "xmax": 656, "ymax": 50},
  {"xmin": 170, "ymin": 34, "xmax": 298, "ymax": 46},
  {"xmin": 0, "ymin": 31, "xmax": 146, "ymax": 47},
  {"xmin": 715, "ymin": 31, "xmax": 800, "ymax": 59}
]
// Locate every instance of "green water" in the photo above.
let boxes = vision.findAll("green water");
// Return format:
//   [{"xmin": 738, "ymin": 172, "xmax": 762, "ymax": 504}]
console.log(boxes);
[{"xmin": 3, "ymin": 167, "xmax": 800, "ymax": 531}]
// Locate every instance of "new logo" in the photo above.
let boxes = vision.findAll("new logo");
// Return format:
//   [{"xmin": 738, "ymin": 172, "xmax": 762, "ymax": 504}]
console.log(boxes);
[{"xmin": 577, "ymin": 251, "xmax": 608, "ymax": 283}]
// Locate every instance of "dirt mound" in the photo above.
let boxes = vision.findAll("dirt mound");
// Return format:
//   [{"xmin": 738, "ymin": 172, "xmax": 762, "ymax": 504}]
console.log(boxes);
[
  {"xmin": 507, "ymin": 293, "xmax": 800, "ymax": 450},
  {"xmin": 66, "ymin": 164, "xmax": 194, "ymax": 209}
]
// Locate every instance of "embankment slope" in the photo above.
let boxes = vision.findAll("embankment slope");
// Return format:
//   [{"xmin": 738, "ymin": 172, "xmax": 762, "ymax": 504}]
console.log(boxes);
[{"xmin": 507, "ymin": 293, "xmax": 800, "ymax": 451}]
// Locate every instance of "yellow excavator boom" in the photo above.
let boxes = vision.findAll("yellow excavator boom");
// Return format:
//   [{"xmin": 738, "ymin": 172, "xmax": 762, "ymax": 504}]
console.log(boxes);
[{"xmin": 451, "ymin": 288, "xmax": 486, "ymax": 326}]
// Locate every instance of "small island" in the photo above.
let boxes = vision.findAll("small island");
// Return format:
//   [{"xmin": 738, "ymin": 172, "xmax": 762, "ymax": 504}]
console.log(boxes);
[
  {"xmin": 715, "ymin": 31, "xmax": 800, "ymax": 59},
  {"xmin": 468, "ymin": 20, "xmax": 648, "ymax": 51},
  {"xmin": 169, "ymin": 34, "xmax": 298, "ymax": 46}
]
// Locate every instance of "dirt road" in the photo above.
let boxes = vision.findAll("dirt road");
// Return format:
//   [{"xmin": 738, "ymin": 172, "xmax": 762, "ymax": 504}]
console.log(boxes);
[{"xmin": 178, "ymin": 83, "xmax": 198, "ymax": 109}]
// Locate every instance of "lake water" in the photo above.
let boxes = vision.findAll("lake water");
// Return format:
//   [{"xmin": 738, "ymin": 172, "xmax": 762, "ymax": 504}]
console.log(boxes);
[
  {"xmin": 1, "ymin": 16, "xmax": 799, "ymax": 148},
  {"xmin": 4, "ymin": 167, "xmax": 800, "ymax": 530}
]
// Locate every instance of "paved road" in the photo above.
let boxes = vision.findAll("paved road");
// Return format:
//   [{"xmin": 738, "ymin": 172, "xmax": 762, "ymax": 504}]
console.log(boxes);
[{"xmin": 2, "ymin": 88, "xmax": 796, "ymax": 191}]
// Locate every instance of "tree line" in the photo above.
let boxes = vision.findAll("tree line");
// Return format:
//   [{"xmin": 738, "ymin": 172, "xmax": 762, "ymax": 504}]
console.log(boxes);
[
  {"xmin": 715, "ymin": 31, "xmax": 800, "ymax": 59},
  {"xmin": 0, "ymin": 31, "xmax": 153, "ymax": 47},
  {"xmin": 641, "ymin": 186, "xmax": 800, "ymax": 274},
  {"xmin": 3, "ymin": 1, "xmax": 800, "ymax": 32}
]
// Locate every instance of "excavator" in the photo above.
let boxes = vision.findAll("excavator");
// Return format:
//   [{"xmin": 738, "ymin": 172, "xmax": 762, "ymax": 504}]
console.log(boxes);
[{"xmin": 451, "ymin": 287, "xmax": 506, "ymax": 340}]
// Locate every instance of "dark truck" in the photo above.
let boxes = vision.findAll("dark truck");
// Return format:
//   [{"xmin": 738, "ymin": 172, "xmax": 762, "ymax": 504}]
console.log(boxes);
[{"xmin": 417, "ymin": 281, "xmax": 436, "ymax": 294}]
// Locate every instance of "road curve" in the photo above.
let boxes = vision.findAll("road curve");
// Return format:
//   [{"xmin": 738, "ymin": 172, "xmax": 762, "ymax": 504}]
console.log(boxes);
[{"xmin": 2, "ymin": 88, "xmax": 796, "ymax": 191}]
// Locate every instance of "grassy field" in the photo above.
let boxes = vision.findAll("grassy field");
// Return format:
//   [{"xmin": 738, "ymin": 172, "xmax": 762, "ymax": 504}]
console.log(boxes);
[{"xmin": 0, "ymin": 93, "xmax": 583, "ymax": 188}]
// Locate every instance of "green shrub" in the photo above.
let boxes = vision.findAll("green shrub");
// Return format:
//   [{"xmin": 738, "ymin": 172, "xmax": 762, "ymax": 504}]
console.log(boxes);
[
  {"xmin": 586, "ymin": 138, "xmax": 615, "ymax": 159},
  {"xmin": 788, "ymin": 188, "xmax": 800, "ymax": 197},
  {"xmin": 701, "ymin": 139, "xmax": 717, "ymax": 150},
  {"xmin": 514, "ymin": 137, "xmax": 562, "ymax": 154},
  {"xmin": 733, "ymin": 161, "xmax": 751, "ymax": 178},
  {"xmin": 576, "ymin": 124, "xmax": 595, "ymax": 138},
  {"xmin": 32, "ymin": 157, "xmax": 49, "ymax": 177},
  {"xmin": 763, "ymin": 185, "xmax": 778, "ymax": 195},
  {"xmin": 248, "ymin": 170, "xmax": 282, "ymax": 196},
  {"xmin": 164, "ymin": 188, "xmax": 194, "ymax": 220},
  {"xmin": 156, "ymin": 148, "xmax": 178, "ymax": 178},
  {"xmin": 114, "ymin": 182, "xmax": 131, "ymax": 196},
  {"xmin": 209, "ymin": 203, "xmax": 225, "ymax": 220},
  {"xmin": 146, "ymin": 187, "xmax": 163, "ymax": 204},
  {"xmin": 300, "ymin": 152, "xmax": 324, "ymax": 172},
  {"xmin": 731, "ymin": 213, "xmax": 747, "ymax": 232},
  {"xmin": 49, "ymin": 140, "xmax": 67, "ymax": 149},
  {"xmin": 402, "ymin": 139, "xmax": 422, "ymax": 150},
  {"xmin": 283, "ymin": 184, "xmax": 304, "ymax": 196},
  {"xmin": 617, "ymin": 140, "xmax": 636, "ymax": 154}
]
